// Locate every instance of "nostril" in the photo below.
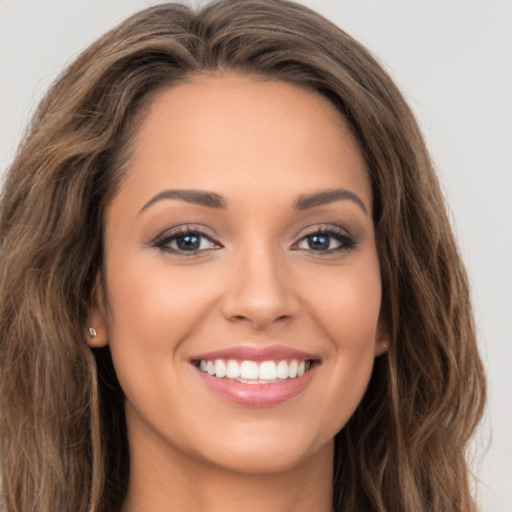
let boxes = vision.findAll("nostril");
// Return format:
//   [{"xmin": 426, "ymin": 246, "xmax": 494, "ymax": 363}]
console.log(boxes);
[
  {"xmin": 221, "ymin": 284, "xmax": 301, "ymax": 330},
  {"xmin": 228, "ymin": 313, "xmax": 292, "ymax": 331}
]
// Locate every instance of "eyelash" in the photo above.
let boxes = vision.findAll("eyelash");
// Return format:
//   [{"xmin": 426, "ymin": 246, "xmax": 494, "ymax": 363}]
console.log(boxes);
[
  {"xmin": 291, "ymin": 226, "xmax": 356, "ymax": 254},
  {"xmin": 152, "ymin": 225, "xmax": 356, "ymax": 256},
  {"xmin": 153, "ymin": 226, "xmax": 221, "ymax": 255}
]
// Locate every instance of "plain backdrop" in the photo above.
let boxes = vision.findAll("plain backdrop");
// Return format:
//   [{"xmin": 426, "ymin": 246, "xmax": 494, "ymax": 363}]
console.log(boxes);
[{"xmin": 1, "ymin": 1, "xmax": 511, "ymax": 510}]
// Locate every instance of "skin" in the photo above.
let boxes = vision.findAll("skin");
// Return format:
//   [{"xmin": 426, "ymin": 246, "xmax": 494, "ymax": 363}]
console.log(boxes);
[{"xmin": 88, "ymin": 75, "xmax": 388, "ymax": 512}]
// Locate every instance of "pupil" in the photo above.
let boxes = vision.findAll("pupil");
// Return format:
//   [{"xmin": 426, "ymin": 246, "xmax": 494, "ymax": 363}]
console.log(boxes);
[
  {"xmin": 309, "ymin": 234, "xmax": 329, "ymax": 250},
  {"xmin": 177, "ymin": 234, "xmax": 200, "ymax": 251}
]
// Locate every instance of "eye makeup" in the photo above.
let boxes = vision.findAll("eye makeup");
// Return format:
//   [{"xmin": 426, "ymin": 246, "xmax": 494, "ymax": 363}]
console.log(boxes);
[
  {"xmin": 292, "ymin": 225, "xmax": 357, "ymax": 255},
  {"xmin": 151, "ymin": 224, "xmax": 222, "ymax": 256},
  {"xmin": 149, "ymin": 222, "xmax": 358, "ymax": 259}
]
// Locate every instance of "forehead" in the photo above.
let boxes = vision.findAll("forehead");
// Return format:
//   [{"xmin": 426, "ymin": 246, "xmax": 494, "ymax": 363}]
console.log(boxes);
[{"xmin": 116, "ymin": 74, "xmax": 371, "ymax": 211}]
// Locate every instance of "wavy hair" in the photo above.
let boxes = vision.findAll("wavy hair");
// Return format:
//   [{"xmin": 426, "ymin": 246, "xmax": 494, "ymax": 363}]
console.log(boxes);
[{"xmin": 0, "ymin": 1, "xmax": 486, "ymax": 511}]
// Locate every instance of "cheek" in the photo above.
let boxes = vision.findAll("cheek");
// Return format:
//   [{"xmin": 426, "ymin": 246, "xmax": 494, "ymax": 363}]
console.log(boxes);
[
  {"xmin": 103, "ymin": 254, "xmax": 221, "ymax": 401},
  {"xmin": 303, "ymin": 254, "xmax": 382, "ymax": 349},
  {"xmin": 323, "ymin": 287, "xmax": 381, "ymax": 345},
  {"xmin": 103, "ymin": 254, "xmax": 224, "ymax": 426},
  {"xmin": 106, "ymin": 255, "xmax": 218, "ymax": 346},
  {"xmin": 299, "ymin": 255, "xmax": 382, "ymax": 427}
]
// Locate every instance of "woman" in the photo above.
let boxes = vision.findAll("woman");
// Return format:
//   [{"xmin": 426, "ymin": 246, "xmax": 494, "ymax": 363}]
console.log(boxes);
[{"xmin": 0, "ymin": 1, "xmax": 486, "ymax": 511}]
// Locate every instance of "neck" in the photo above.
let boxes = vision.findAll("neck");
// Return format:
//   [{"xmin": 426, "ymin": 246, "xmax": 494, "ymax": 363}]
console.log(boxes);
[{"xmin": 121, "ymin": 426, "xmax": 334, "ymax": 512}]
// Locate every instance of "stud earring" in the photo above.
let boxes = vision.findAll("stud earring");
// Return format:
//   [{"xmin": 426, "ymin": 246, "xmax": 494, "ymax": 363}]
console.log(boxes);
[{"xmin": 88, "ymin": 327, "xmax": 97, "ymax": 338}]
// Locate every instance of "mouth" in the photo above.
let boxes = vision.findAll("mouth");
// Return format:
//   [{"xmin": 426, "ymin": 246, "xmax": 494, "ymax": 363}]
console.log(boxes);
[
  {"xmin": 192, "ymin": 358, "xmax": 316, "ymax": 383},
  {"xmin": 190, "ymin": 346, "xmax": 320, "ymax": 406}
]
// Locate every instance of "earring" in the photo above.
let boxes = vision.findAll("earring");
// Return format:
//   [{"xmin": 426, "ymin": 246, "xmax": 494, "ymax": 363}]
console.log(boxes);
[{"xmin": 88, "ymin": 327, "xmax": 97, "ymax": 338}]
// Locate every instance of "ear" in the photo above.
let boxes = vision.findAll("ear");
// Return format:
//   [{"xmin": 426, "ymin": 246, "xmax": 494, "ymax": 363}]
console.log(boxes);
[
  {"xmin": 374, "ymin": 312, "xmax": 390, "ymax": 357},
  {"xmin": 86, "ymin": 274, "xmax": 109, "ymax": 348}
]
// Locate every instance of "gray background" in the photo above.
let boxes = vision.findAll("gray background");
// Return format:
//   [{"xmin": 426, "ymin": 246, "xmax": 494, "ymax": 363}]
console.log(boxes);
[{"xmin": 1, "ymin": 1, "xmax": 510, "ymax": 510}]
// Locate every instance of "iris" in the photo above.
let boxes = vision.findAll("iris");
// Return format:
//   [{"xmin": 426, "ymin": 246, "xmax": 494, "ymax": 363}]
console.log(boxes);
[
  {"xmin": 308, "ymin": 234, "xmax": 330, "ymax": 251},
  {"xmin": 177, "ymin": 234, "xmax": 201, "ymax": 251}
]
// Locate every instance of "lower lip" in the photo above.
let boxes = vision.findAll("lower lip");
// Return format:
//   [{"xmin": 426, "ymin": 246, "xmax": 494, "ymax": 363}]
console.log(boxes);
[{"xmin": 195, "ymin": 365, "xmax": 316, "ymax": 407}]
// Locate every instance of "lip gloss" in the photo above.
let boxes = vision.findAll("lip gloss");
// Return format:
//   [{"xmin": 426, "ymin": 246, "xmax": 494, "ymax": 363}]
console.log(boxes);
[
  {"xmin": 190, "ymin": 345, "xmax": 319, "ymax": 407},
  {"xmin": 195, "ymin": 366, "xmax": 316, "ymax": 406}
]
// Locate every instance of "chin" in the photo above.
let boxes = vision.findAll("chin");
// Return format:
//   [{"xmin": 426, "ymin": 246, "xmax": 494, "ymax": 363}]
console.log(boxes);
[{"xmin": 189, "ymin": 420, "xmax": 335, "ymax": 475}]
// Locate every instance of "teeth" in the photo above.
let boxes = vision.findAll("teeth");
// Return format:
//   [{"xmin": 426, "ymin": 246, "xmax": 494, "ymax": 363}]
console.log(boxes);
[
  {"xmin": 288, "ymin": 360, "xmax": 298, "ymax": 378},
  {"xmin": 214, "ymin": 359, "xmax": 227, "ymax": 378},
  {"xmin": 226, "ymin": 360, "xmax": 240, "ymax": 378},
  {"xmin": 197, "ymin": 358, "xmax": 313, "ymax": 381},
  {"xmin": 259, "ymin": 361, "xmax": 276, "ymax": 380},
  {"xmin": 206, "ymin": 361, "xmax": 215, "ymax": 376},
  {"xmin": 240, "ymin": 360, "xmax": 259, "ymax": 379},
  {"xmin": 276, "ymin": 360, "xmax": 289, "ymax": 379}
]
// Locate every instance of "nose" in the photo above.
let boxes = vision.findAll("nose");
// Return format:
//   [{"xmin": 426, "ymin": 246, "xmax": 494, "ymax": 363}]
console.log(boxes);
[{"xmin": 220, "ymin": 246, "xmax": 301, "ymax": 331}]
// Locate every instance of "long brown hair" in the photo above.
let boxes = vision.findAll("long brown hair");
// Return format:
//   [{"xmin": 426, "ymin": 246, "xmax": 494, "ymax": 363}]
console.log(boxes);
[{"xmin": 0, "ymin": 1, "xmax": 486, "ymax": 511}]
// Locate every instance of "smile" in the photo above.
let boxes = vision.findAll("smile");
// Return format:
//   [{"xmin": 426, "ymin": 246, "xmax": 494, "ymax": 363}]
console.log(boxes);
[
  {"xmin": 196, "ymin": 358, "xmax": 313, "ymax": 382},
  {"xmin": 191, "ymin": 346, "xmax": 320, "ymax": 406}
]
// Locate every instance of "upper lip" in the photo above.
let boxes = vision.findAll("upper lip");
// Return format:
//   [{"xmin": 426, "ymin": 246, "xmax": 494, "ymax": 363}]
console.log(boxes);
[{"xmin": 190, "ymin": 345, "xmax": 320, "ymax": 362}]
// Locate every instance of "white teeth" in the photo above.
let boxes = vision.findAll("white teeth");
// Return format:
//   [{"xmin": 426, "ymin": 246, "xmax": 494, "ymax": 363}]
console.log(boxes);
[
  {"xmin": 240, "ymin": 360, "xmax": 259, "ymax": 380},
  {"xmin": 215, "ymin": 359, "xmax": 227, "ymax": 378},
  {"xmin": 226, "ymin": 360, "xmax": 240, "ymax": 378},
  {"xmin": 288, "ymin": 359, "xmax": 298, "ymax": 378},
  {"xmin": 206, "ymin": 360, "xmax": 215, "ymax": 376},
  {"xmin": 259, "ymin": 361, "xmax": 277, "ymax": 380},
  {"xmin": 197, "ymin": 357, "xmax": 313, "ymax": 381},
  {"xmin": 276, "ymin": 360, "xmax": 289, "ymax": 379}
]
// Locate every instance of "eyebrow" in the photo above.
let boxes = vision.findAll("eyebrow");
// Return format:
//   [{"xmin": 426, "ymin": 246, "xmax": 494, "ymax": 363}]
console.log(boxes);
[
  {"xmin": 139, "ymin": 187, "xmax": 367, "ymax": 215},
  {"xmin": 294, "ymin": 188, "xmax": 368, "ymax": 214},
  {"xmin": 139, "ymin": 189, "xmax": 227, "ymax": 213}
]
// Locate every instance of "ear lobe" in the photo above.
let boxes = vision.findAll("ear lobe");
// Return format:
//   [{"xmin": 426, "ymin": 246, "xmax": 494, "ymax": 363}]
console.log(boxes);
[
  {"xmin": 374, "ymin": 339, "xmax": 388, "ymax": 357},
  {"xmin": 374, "ymin": 314, "xmax": 390, "ymax": 357},
  {"xmin": 86, "ymin": 275, "xmax": 109, "ymax": 348}
]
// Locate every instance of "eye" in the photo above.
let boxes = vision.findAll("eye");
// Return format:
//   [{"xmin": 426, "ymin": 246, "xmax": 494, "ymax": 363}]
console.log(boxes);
[
  {"xmin": 153, "ymin": 227, "xmax": 221, "ymax": 255},
  {"xmin": 293, "ymin": 227, "xmax": 356, "ymax": 254}
]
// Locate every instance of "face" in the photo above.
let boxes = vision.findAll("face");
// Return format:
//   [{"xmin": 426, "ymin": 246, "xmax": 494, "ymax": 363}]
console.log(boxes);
[{"xmin": 88, "ymin": 75, "xmax": 387, "ymax": 475}]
